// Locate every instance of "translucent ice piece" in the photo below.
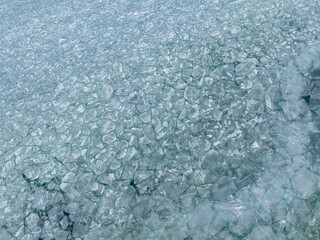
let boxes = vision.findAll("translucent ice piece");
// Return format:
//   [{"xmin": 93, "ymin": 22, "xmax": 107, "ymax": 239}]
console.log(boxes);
[
  {"xmin": 247, "ymin": 225, "xmax": 275, "ymax": 240},
  {"xmin": 26, "ymin": 213, "xmax": 40, "ymax": 230},
  {"xmin": 292, "ymin": 168, "xmax": 319, "ymax": 199},
  {"xmin": 0, "ymin": 227, "xmax": 11, "ymax": 239},
  {"xmin": 132, "ymin": 197, "xmax": 152, "ymax": 219},
  {"xmin": 188, "ymin": 203, "xmax": 215, "ymax": 236},
  {"xmin": 100, "ymin": 84, "xmax": 113, "ymax": 100},
  {"xmin": 192, "ymin": 65, "xmax": 206, "ymax": 79},
  {"xmin": 265, "ymin": 85, "xmax": 283, "ymax": 111},
  {"xmin": 235, "ymin": 58, "xmax": 258, "ymax": 76},
  {"xmin": 249, "ymin": 83, "xmax": 265, "ymax": 101},
  {"xmin": 101, "ymin": 120, "xmax": 116, "ymax": 134},
  {"xmin": 184, "ymin": 86, "xmax": 199, "ymax": 101},
  {"xmin": 72, "ymin": 223, "xmax": 87, "ymax": 238},
  {"xmin": 212, "ymin": 176, "xmax": 237, "ymax": 201}
]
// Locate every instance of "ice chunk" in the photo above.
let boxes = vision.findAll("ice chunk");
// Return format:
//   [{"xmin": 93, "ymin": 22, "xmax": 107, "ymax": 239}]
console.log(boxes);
[
  {"xmin": 202, "ymin": 150, "xmax": 223, "ymax": 170},
  {"xmin": 282, "ymin": 65, "xmax": 308, "ymax": 98},
  {"xmin": 295, "ymin": 52, "xmax": 314, "ymax": 74},
  {"xmin": 265, "ymin": 85, "xmax": 282, "ymax": 111},
  {"xmin": 247, "ymin": 225, "xmax": 275, "ymax": 240},
  {"xmin": 161, "ymin": 181, "xmax": 182, "ymax": 201},
  {"xmin": 0, "ymin": 227, "xmax": 11, "ymax": 239},
  {"xmin": 140, "ymin": 111, "xmax": 151, "ymax": 123},
  {"xmin": 311, "ymin": 68, "xmax": 320, "ymax": 79},
  {"xmin": 108, "ymin": 157, "xmax": 121, "ymax": 170},
  {"xmin": 184, "ymin": 86, "xmax": 199, "ymax": 101},
  {"xmin": 60, "ymin": 216, "xmax": 69, "ymax": 230},
  {"xmin": 72, "ymin": 223, "xmax": 87, "ymax": 238},
  {"xmin": 192, "ymin": 65, "xmax": 206, "ymax": 79},
  {"xmin": 189, "ymin": 137, "xmax": 211, "ymax": 152},
  {"xmin": 84, "ymin": 108, "xmax": 97, "ymax": 123},
  {"xmin": 188, "ymin": 203, "xmax": 215, "ymax": 233},
  {"xmin": 201, "ymin": 55, "xmax": 213, "ymax": 66},
  {"xmin": 160, "ymin": 87, "xmax": 175, "ymax": 101},
  {"xmin": 235, "ymin": 58, "xmax": 258, "ymax": 75},
  {"xmin": 246, "ymin": 98, "xmax": 265, "ymax": 113},
  {"xmin": 26, "ymin": 213, "xmax": 40, "ymax": 230},
  {"xmin": 0, "ymin": 200, "xmax": 7, "ymax": 209},
  {"xmin": 62, "ymin": 172, "xmax": 76, "ymax": 183},
  {"xmin": 132, "ymin": 197, "xmax": 152, "ymax": 219},
  {"xmin": 0, "ymin": 186, "xmax": 6, "ymax": 197},
  {"xmin": 249, "ymin": 83, "xmax": 265, "ymax": 101},
  {"xmin": 229, "ymin": 211, "xmax": 255, "ymax": 237},
  {"xmin": 55, "ymin": 230, "xmax": 69, "ymax": 240},
  {"xmin": 102, "ymin": 132, "xmax": 117, "ymax": 144},
  {"xmin": 212, "ymin": 176, "xmax": 237, "ymax": 201},
  {"xmin": 235, "ymin": 52, "xmax": 248, "ymax": 62},
  {"xmin": 100, "ymin": 84, "xmax": 113, "ymax": 100},
  {"xmin": 101, "ymin": 120, "xmax": 116, "ymax": 134},
  {"xmin": 292, "ymin": 168, "xmax": 318, "ymax": 199}
]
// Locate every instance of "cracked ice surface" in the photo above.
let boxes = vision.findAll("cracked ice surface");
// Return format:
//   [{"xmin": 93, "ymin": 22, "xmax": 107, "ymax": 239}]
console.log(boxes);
[{"xmin": 1, "ymin": 0, "xmax": 320, "ymax": 239}]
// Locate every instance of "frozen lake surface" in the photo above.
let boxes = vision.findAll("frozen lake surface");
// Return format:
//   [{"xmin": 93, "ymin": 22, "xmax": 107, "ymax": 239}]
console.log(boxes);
[{"xmin": 1, "ymin": 0, "xmax": 320, "ymax": 239}]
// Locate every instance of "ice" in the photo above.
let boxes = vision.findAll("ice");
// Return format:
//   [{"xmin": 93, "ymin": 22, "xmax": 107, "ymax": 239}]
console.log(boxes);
[
  {"xmin": 247, "ymin": 225, "xmax": 275, "ymax": 240},
  {"xmin": 160, "ymin": 181, "xmax": 183, "ymax": 201},
  {"xmin": 201, "ymin": 55, "xmax": 213, "ymax": 66},
  {"xmin": 188, "ymin": 203, "xmax": 215, "ymax": 237},
  {"xmin": 102, "ymin": 132, "xmax": 117, "ymax": 144},
  {"xmin": 25, "ymin": 213, "xmax": 40, "ymax": 230},
  {"xmin": 139, "ymin": 111, "xmax": 151, "ymax": 123},
  {"xmin": 1, "ymin": 0, "xmax": 320, "ymax": 239},
  {"xmin": 235, "ymin": 58, "xmax": 258, "ymax": 76},
  {"xmin": 212, "ymin": 176, "xmax": 237, "ymax": 201},
  {"xmin": 132, "ymin": 197, "xmax": 152, "ymax": 219},
  {"xmin": 184, "ymin": 86, "xmax": 199, "ymax": 101},
  {"xmin": 101, "ymin": 120, "xmax": 116, "ymax": 134},
  {"xmin": 160, "ymin": 86, "xmax": 175, "ymax": 101},
  {"xmin": 0, "ymin": 227, "xmax": 11, "ymax": 239},
  {"xmin": 292, "ymin": 168, "xmax": 319, "ymax": 199},
  {"xmin": 100, "ymin": 84, "xmax": 113, "ymax": 100},
  {"xmin": 265, "ymin": 85, "xmax": 283, "ymax": 111},
  {"xmin": 249, "ymin": 83, "xmax": 265, "ymax": 101},
  {"xmin": 72, "ymin": 223, "xmax": 87, "ymax": 238},
  {"xmin": 230, "ymin": 211, "xmax": 255, "ymax": 238}
]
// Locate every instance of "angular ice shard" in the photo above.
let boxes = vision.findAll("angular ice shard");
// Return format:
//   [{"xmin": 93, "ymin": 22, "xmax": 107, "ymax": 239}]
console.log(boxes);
[
  {"xmin": 247, "ymin": 225, "xmax": 275, "ymax": 240},
  {"xmin": 292, "ymin": 168, "xmax": 319, "ymax": 199},
  {"xmin": 184, "ymin": 86, "xmax": 199, "ymax": 101},
  {"xmin": 265, "ymin": 85, "xmax": 283, "ymax": 111},
  {"xmin": 235, "ymin": 58, "xmax": 258, "ymax": 76},
  {"xmin": 188, "ymin": 203, "xmax": 215, "ymax": 238},
  {"xmin": 100, "ymin": 84, "xmax": 114, "ymax": 100}
]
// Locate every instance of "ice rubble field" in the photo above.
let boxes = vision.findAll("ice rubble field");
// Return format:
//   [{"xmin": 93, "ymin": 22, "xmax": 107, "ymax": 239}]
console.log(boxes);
[{"xmin": 1, "ymin": 0, "xmax": 320, "ymax": 239}]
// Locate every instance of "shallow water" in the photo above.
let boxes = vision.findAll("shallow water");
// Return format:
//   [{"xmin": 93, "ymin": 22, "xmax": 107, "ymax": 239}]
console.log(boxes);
[{"xmin": 1, "ymin": 0, "xmax": 320, "ymax": 239}]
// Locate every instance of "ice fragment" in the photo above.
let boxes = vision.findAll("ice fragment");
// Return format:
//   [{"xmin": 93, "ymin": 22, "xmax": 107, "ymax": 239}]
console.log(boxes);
[{"xmin": 184, "ymin": 86, "xmax": 199, "ymax": 101}]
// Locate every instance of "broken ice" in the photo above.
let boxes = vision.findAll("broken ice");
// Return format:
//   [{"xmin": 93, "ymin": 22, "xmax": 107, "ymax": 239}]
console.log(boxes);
[{"xmin": 1, "ymin": 0, "xmax": 320, "ymax": 239}]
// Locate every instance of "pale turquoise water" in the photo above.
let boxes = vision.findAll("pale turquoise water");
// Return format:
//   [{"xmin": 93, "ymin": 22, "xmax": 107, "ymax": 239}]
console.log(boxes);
[{"xmin": 1, "ymin": 0, "xmax": 320, "ymax": 239}]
